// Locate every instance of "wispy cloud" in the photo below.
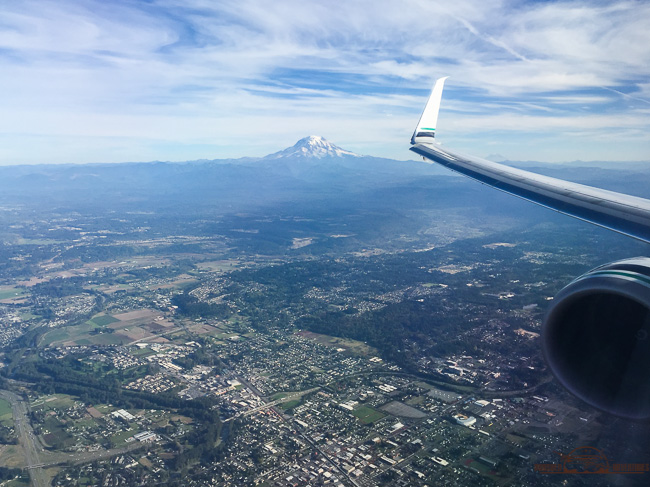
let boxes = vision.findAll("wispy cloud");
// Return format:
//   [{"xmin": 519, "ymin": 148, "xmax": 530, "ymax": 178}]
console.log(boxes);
[{"xmin": 0, "ymin": 0, "xmax": 649, "ymax": 164}]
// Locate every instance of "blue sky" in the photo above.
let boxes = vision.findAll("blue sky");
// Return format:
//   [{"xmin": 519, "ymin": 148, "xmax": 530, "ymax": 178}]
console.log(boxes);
[{"xmin": 1, "ymin": 0, "xmax": 649, "ymax": 164}]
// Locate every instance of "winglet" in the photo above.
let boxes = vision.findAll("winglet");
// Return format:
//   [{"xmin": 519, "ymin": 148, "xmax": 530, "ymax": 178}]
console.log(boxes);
[{"xmin": 411, "ymin": 76, "xmax": 449, "ymax": 145}]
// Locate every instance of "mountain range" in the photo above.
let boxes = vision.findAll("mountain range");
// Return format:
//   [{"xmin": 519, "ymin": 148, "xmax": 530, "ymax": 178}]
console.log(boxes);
[
  {"xmin": 1, "ymin": 136, "xmax": 649, "ymax": 214},
  {"xmin": 0, "ymin": 136, "xmax": 441, "ymax": 210}
]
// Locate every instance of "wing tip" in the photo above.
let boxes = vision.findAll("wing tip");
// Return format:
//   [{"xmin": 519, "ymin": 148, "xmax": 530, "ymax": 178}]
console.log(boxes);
[{"xmin": 411, "ymin": 77, "xmax": 449, "ymax": 145}]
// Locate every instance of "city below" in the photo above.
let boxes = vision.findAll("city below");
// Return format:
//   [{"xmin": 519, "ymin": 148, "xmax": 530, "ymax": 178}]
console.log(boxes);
[{"xmin": 0, "ymin": 139, "xmax": 648, "ymax": 486}]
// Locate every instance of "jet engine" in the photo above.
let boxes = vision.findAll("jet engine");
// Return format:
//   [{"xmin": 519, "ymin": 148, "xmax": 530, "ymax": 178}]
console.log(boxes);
[{"xmin": 543, "ymin": 257, "xmax": 650, "ymax": 420}]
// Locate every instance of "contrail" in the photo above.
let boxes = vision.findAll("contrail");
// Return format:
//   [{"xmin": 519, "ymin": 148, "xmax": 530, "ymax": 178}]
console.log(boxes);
[
  {"xmin": 601, "ymin": 86, "xmax": 650, "ymax": 106},
  {"xmin": 452, "ymin": 14, "xmax": 530, "ymax": 63}
]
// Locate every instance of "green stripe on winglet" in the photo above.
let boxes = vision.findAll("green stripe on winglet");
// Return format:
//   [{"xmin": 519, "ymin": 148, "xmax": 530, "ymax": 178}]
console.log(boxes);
[{"xmin": 421, "ymin": 127, "xmax": 436, "ymax": 131}]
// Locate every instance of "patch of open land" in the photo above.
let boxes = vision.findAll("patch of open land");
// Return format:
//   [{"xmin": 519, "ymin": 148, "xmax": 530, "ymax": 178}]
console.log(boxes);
[
  {"xmin": 41, "ymin": 309, "xmax": 177, "ymax": 347},
  {"xmin": 295, "ymin": 330, "xmax": 378, "ymax": 356}
]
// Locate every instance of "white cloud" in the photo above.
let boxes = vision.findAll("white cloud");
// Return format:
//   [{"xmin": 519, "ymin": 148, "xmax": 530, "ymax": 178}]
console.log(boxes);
[{"xmin": 0, "ymin": 0, "xmax": 648, "ymax": 164}]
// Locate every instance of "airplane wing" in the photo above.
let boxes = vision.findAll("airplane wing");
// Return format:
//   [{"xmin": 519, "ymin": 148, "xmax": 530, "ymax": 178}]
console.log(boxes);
[{"xmin": 410, "ymin": 78, "xmax": 650, "ymax": 244}]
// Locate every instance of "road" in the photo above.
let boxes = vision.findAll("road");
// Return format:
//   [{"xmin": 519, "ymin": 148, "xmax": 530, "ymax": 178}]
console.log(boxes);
[
  {"xmin": 37, "ymin": 441, "xmax": 145, "ymax": 468},
  {"xmin": 223, "ymin": 387, "xmax": 320, "ymax": 422},
  {"xmin": 1, "ymin": 389, "xmax": 147, "ymax": 486},
  {"xmin": 0, "ymin": 390, "xmax": 48, "ymax": 487}
]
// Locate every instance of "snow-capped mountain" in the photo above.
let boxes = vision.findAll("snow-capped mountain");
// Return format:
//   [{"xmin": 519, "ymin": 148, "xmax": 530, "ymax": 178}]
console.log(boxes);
[{"xmin": 262, "ymin": 135, "xmax": 361, "ymax": 160}]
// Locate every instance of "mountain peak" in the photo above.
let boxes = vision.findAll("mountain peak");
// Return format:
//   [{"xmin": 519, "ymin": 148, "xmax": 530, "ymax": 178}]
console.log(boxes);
[{"xmin": 263, "ymin": 135, "xmax": 361, "ymax": 160}]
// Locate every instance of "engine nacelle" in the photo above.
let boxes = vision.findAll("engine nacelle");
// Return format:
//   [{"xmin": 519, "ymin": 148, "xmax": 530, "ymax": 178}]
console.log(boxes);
[{"xmin": 543, "ymin": 257, "xmax": 650, "ymax": 420}]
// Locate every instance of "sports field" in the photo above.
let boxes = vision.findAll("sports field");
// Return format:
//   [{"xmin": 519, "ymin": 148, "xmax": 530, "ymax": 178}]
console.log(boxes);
[{"xmin": 352, "ymin": 405, "xmax": 385, "ymax": 424}]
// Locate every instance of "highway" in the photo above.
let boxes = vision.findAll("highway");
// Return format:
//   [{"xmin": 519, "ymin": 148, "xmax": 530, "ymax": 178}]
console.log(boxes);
[
  {"xmin": 0, "ymin": 389, "xmax": 146, "ymax": 486},
  {"xmin": 223, "ymin": 387, "xmax": 320, "ymax": 422},
  {"xmin": 0, "ymin": 390, "xmax": 48, "ymax": 487}
]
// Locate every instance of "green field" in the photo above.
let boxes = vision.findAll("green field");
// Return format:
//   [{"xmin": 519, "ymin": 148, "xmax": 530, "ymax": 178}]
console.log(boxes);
[
  {"xmin": 31, "ymin": 394, "xmax": 77, "ymax": 411},
  {"xmin": 91, "ymin": 314, "xmax": 120, "ymax": 326},
  {"xmin": 406, "ymin": 395, "xmax": 425, "ymax": 406},
  {"xmin": 0, "ymin": 287, "xmax": 27, "ymax": 300},
  {"xmin": 110, "ymin": 426, "xmax": 141, "ymax": 447},
  {"xmin": 86, "ymin": 283, "xmax": 133, "ymax": 293},
  {"xmin": 130, "ymin": 347, "xmax": 155, "ymax": 358},
  {"xmin": 279, "ymin": 400, "xmax": 301, "ymax": 410},
  {"xmin": 227, "ymin": 314, "xmax": 247, "ymax": 324},
  {"xmin": 94, "ymin": 404, "xmax": 115, "ymax": 414},
  {"xmin": 40, "ymin": 321, "xmax": 129, "ymax": 347},
  {"xmin": 77, "ymin": 334, "xmax": 125, "ymax": 346},
  {"xmin": 40, "ymin": 322, "xmax": 99, "ymax": 346},
  {"xmin": 0, "ymin": 398, "xmax": 13, "ymax": 426},
  {"xmin": 352, "ymin": 405, "xmax": 386, "ymax": 424},
  {"xmin": 41, "ymin": 416, "xmax": 74, "ymax": 449},
  {"xmin": 3, "ymin": 475, "xmax": 30, "ymax": 486},
  {"xmin": 296, "ymin": 331, "xmax": 378, "ymax": 356},
  {"xmin": 16, "ymin": 238, "xmax": 62, "ymax": 245},
  {"xmin": 0, "ymin": 444, "xmax": 25, "ymax": 469}
]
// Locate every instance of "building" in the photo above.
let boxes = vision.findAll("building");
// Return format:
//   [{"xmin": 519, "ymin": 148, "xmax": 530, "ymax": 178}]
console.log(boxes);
[{"xmin": 452, "ymin": 413, "xmax": 476, "ymax": 427}]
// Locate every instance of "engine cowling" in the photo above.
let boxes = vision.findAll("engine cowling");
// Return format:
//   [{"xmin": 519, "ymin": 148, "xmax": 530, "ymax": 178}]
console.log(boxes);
[{"xmin": 543, "ymin": 257, "xmax": 650, "ymax": 420}]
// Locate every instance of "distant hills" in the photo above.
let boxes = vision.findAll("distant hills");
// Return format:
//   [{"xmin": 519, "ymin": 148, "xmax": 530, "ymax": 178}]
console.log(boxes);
[
  {"xmin": 0, "ymin": 136, "xmax": 441, "ymax": 211},
  {"xmin": 1, "ymin": 136, "xmax": 649, "ymax": 214}
]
